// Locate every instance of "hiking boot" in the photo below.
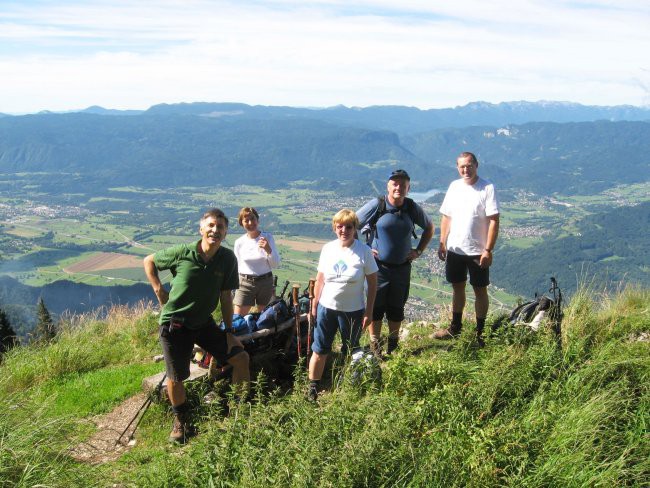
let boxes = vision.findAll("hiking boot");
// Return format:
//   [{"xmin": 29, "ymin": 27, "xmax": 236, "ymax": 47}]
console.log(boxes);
[
  {"xmin": 433, "ymin": 323, "xmax": 462, "ymax": 340},
  {"xmin": 386, "ymin": 336, "xmax": 399, "ymax": 356},
  {"xmin": 168, "ymin": 413, "xmax": 195, "ymax": 444},
  {"xmin": 476, "ymin": 334, "xmax": 485, "ymax": 348},
  {"xmin": 307, "ymin": 383, "xmax": 319, "ymax": 402},
  {"xmin": 369, "ymin": 340, "xmax": 384, "ymax": 361}
]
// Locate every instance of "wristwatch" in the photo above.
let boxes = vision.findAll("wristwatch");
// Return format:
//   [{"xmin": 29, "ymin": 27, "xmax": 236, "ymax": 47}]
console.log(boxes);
[
  {"xmin": 415, "ymin": 248, "xmax": 422, "ymax": 256},
  {"xmin": 223, "ymin": 327, "xmax": 234, "ymax": 334}
]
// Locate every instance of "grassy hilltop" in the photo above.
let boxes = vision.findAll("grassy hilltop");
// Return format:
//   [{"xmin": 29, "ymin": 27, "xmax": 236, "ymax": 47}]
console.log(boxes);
[{"xmin": 0, "ymin": 288, "xmax": 648, "ymax": 487}]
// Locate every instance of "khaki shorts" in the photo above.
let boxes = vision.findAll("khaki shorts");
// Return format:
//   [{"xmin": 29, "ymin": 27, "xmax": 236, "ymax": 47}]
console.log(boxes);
[{"xmin": 233, "ymin": 272, "xmax": 274, "ymax": 307}]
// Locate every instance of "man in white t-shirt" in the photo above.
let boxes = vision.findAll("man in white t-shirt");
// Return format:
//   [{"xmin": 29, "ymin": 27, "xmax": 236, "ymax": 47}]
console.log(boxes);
[{"xmin": 434, "ymin": 152, "xmax": 500, "ymax": 345}]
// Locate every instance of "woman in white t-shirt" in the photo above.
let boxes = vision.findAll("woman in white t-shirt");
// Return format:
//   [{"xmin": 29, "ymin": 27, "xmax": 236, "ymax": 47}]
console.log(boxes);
[
  {"xmin": 307, "ymin": 209, "xmax": 378, "ymax": 401},
  {"xmin": 233, "ymin": 207, "xmax": 281, "ymax": 316}
]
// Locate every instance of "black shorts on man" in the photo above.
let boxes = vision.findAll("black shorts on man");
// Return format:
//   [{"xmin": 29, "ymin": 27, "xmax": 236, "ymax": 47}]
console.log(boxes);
[
  {"xmin": 159, "ymin": 317, "xmax": 244, "ymax": 381},
  {"xmin": 445, "ymin": 250, "xmax": 490, "ymax": 287}
]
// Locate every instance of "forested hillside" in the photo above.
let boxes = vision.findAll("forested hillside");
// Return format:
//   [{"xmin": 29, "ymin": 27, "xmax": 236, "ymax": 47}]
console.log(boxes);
[
  {"xmin": 495, "ymin": 201, "xmax": 650, "ymax": 294},
  {"xmin": 403, "ymin": 121, "xmax": 650, "ymax": 195},
  {"xmin": 1, "ymin": 111, "xmax": 648, "ymax": 196}
]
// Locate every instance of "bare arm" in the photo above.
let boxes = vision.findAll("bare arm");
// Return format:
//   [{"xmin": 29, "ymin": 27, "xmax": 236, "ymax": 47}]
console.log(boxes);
[
  {"xmin": 479, "ymin": 214, "xmax": 500, "ymax": 269},
  {"xmin": 220, "ymin": 289, "xmax": 234, "ymax": 327},
  {"xmin": 143, "ymin": 254, "xmax": 169, "ymax": 305},
  {"xmin": 310, "ymin": 272, "xmax": 325, "ymax": 317},
  {"xmin": 363, "ymin": 272, "xmax": 378, "ymax": 329},
  {"xmin": 438, "ymin": 214, "xmax": 451, "ymax": 261},
  {"xmin": 408, "ymin": 220, "xmax": 434, "ymax": 262}
]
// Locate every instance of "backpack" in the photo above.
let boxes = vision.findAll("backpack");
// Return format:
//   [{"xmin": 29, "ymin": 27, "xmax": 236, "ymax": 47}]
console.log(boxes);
[
  {"xmin": 256, "ymin": 298, "xmax": 292, "ymax": 332},
  {"xmin": 361, "ymin": 196, "xmax": 419, "ymax": 245},
  {"xmin": 219, "ymin": 314, "xmax": 253, "ymax": 336},
  {"xmin": 509, "ymin": 296, "xmax": 552, "ymax": 325},
  {"xmin": 506, "ymin": 278, "xmax": 563, "ymax": 336}
]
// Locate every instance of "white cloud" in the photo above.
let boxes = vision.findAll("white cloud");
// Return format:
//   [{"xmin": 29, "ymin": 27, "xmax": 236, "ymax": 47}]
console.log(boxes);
[{"xmin": 1, "ymin": 0, "xmax": 649, "ymax": 112}]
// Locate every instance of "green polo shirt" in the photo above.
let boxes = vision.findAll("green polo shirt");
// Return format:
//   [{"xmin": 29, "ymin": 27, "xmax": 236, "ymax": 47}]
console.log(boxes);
[{"xmin": 153, "ymin": 240, "xmax": 239, "ymax": 328}]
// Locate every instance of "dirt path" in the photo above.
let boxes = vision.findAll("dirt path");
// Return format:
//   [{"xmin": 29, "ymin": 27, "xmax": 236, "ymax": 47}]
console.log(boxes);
[{"xmin": 68, "ymin": 393, "xmax": 149, "ymax": 465}]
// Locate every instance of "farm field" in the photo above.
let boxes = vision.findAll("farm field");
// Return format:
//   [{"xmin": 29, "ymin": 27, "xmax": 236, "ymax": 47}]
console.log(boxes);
[{"xmin": 2, "ymin": 179, "xmax": 649, "ymax": 320}]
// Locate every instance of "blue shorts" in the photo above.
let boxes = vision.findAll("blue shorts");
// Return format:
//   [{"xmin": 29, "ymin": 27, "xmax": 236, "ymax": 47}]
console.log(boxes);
[
  {"xmin": 312, "ymin": 304, "xmax": 364, "ymax": 355},
  {"xmin": 372, "ymin": 261, "xmax": 411, "ymax": 322},
  {"xmin": 445, "ymin": 250, "xmax": 490, "ymax": 287}
]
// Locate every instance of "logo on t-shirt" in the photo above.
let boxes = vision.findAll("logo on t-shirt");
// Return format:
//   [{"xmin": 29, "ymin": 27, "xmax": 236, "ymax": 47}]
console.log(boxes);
[{"xmin": 333, "ymin": 260, "xmax": 348, "ymax": 278}]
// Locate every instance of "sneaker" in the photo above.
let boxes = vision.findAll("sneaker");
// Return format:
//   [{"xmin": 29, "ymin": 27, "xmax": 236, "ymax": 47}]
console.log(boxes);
[
  {"xmin": 307, "ymin": 384, "xmax": 319, "ymax": 402},
  {"xmin": 433, "ymin": 323, "xmax": 462, "ymax": 340}
]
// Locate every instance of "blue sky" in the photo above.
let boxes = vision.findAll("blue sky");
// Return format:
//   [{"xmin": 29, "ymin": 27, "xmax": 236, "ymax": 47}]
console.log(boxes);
[{"xmin": 1, "ymin": 0, "xmax": 649, "ymax": 113}]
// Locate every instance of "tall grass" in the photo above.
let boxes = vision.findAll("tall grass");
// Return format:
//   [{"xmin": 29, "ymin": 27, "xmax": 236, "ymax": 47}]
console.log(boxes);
[
  {"xmin": 0, "ymin": 288, "xmax": 648, "ymax": 487},
  {"xmin": 0, "ymin": 302, "xmax": 160, "ymax": 394}
]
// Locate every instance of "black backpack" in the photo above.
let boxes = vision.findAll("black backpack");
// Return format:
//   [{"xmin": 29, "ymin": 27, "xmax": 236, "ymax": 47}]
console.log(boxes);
[
  {"xmin": 506, "ymin": 277, "xmax": 563, "ymax": 336},
  {"xmin": 361, "ymin": 196, "xmax": 419, "ymax": 245}
]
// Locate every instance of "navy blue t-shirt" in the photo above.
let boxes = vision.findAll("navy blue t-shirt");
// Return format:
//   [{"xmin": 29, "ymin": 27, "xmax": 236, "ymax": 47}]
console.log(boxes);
[{"xmin": 357, "ymin": 197, "xmax": 431, "ymax": 264}]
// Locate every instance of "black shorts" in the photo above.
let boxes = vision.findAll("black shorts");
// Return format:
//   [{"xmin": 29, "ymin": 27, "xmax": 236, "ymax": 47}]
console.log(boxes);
[
  {"xmin": 372, "ymin": 261, "xmax": 411, "ymax": 323},
  {"xmin": 159, "ymin": 317, "xmax": 245, "ymax": 382},
  {"xmin": 445, "ymin": 250, "xmax": 490, "ymax": 287}
]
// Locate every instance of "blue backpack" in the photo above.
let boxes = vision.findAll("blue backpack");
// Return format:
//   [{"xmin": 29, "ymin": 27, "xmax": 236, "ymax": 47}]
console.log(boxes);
[
  {"xmin": 256, "ymin": 299, "xmax": 292, "ymax": 332},
  {"xmin": 220, "ymin": 314, "xmax": 253, "ymax": 336}
]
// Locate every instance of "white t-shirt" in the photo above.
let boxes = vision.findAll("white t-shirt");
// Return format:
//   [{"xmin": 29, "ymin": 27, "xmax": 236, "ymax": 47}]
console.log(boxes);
[
  {"xmin": 440, "ymin": 177, "xmax": 500, "ymax": 256},
  {"xmin": 317, "ymin": 239, "xmax": 379, "ymax": 312},
  {"xmin": 233, "ymin": 231, "xmax": 281, "ymax": 275}
]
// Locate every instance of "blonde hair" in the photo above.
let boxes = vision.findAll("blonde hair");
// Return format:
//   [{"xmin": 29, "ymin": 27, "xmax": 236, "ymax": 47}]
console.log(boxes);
[
  {"xmin": 331, "ymin": 209, "xmax": 359, "ymax": 231},
  {"xmin": 237, "ymin": 207, "xmax": 259, "ymax": 226}
]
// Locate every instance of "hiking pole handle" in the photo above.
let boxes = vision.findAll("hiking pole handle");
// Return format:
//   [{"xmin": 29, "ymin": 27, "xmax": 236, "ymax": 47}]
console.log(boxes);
[
  {"xmin": 308, "ymin": 279, "xmax": 315, "ymax": 299},
  {"xmin": 292, "ymin": 284, "xmax": 300, "ymax": 308}
]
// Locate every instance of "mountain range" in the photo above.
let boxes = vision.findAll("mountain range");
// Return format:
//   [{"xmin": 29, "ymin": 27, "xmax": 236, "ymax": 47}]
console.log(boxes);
[{"xmin": 1, "ymin": 101, "xmax": 649, "ymax": 196}]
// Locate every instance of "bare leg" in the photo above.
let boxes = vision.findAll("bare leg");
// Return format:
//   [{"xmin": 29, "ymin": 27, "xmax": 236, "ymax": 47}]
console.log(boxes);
[
  {"xmin": 369, "ymin": 319, "xmax": 383, "ymax": 342},
  {"xmin": 233, "ymin": 305, "xmax": 251, "ymax": 316},
  {"xmin": 452, "ymin": 281, "xmax": 467, "ymax": 314},
  {"xmin": 167, "ymin": 378, "xmax": 186, "ymax": 407},
  {"xmin": 386, "ymin": 319, "xmax": 402, "ymax": 354},
  {"xmin": 473, "ymin": 285, "xmax": 489, "ymax": 319},
  {"xmin": 308, "ymin": 351, "xmax": 328, "ymax": 381},
  {"xmin": 228, "ymin": 350, "xmax": 250, "ymax": 385},
  {"xmin": 434, "ymin": 282, "xmax": 466, "ymax": 339},
  {"xmin": 387, "ymin": 320, "xmax": 401, "ymax": 338}
]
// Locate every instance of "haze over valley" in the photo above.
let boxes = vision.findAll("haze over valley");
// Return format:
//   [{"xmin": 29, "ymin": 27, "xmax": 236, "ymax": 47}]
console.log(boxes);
[{"xmin": 0, "ymin": 100, "xmax": 648, "ymax": 337}]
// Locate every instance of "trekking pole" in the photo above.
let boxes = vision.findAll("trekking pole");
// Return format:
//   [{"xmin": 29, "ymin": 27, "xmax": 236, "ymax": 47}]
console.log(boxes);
[
  {"xmin": 292, "ymin": 284, "xmax": 302, "ymax": 359},
  {"xmin": 280, "ymin": 280, "xmax": 290, "ymax": 300},
  {"xmin": 307, "ymin": 279, "xmax": 315, "ymax": 356},
  {"xmin": 115, "ymin": 373, "xmax": 166, "ymax": 446},
  {"xmin": 273, "ymin": 274, "xmax": 278, "ymax": 298}
]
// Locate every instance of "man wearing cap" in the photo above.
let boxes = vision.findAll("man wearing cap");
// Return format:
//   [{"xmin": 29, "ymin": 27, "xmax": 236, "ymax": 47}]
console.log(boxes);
[
  {"xmin": 357, "ymin": 169, "xmax": 434, "ymax": 358},
  {"xmin": 434, "ymin": 152, "xmax": 500, "ymax": 346}
]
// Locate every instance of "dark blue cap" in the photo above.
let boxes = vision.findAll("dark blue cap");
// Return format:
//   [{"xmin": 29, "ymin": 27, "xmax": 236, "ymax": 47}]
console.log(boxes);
[{"xmin": 388, "ymin": 169, "xmax": 410, "ymax": 181}]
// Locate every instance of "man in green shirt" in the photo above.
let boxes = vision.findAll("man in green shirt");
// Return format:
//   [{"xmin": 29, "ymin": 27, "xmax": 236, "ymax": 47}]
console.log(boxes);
[{"xmin": 144, "ymin": 208, "xmax": 249, "ymax": 443}]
